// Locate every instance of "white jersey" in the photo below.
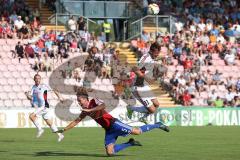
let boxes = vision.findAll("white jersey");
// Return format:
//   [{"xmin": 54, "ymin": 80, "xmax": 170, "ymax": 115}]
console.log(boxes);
[
  {"xmin": 138, "ymin": 53, "xmax": 156, "ymax": 82},
  {"xmin": 31, "ymin": 84, "xmax": 52, "ymax": 108}
]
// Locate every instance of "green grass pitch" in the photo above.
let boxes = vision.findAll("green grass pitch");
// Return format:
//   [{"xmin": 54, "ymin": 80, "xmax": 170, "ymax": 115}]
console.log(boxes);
[{"xmin": 0, "ymin": 127, "xmax": 240, "ymax": 160}]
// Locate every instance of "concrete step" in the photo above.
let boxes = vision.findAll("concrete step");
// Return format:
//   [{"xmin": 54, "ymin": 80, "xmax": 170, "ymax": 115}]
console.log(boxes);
[{"xmin": 143, "ymin": 26, "xmax": 168, "ymax": 34}]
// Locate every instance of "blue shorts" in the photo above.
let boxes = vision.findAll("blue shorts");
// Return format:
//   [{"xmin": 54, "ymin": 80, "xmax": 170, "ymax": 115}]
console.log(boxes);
[{"xmin": 105, "ymin": 119, "xmax": 133, "ymax": 147}]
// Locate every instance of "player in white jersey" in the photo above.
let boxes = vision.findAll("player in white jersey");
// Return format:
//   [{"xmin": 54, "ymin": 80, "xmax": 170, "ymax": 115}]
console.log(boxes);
[
  {"xmin": 25, "ymin": 74, "xmax": 64, "ymax": 142},
  {"xmin": 127, "ymin": 42, "xmax": 161, "ymax": 123}
]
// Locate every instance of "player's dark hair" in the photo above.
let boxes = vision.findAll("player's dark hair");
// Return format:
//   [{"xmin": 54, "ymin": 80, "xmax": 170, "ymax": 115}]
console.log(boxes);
[
  {"xmin": 34, "ymin": 73, "xmax": 41, "ymax": 79},
  {"xmin": 76, "ymin": 87, "xmax": 89, "ymax": 98},
  {"xmin": 150, "ymin": 42, "xmax": 161, "ymax": 52}
]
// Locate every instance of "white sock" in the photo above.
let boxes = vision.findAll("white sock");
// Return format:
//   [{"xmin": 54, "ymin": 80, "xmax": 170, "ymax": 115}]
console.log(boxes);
[
  {"xmin": 130, "ymin": 106, "xmax": 149, "ymax": 113},
  {"xmin": 33, "ymin": 120, "xmax": 42, "ymax": 131},
  {"xmin": 50, "ymin": 125, "xmax": 61, "ymax": 136}
]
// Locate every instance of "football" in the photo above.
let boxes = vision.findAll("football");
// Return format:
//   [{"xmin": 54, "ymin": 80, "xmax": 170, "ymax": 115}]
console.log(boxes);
[{"xmin": 148, "ymin": 3, "xmax": 160, "ymax": 15}]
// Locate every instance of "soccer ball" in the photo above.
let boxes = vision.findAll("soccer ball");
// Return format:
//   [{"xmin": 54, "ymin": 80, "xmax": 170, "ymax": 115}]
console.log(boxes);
[{"xmin": 148, "ymin": 3, "xmax": 160, "ymax": 15}]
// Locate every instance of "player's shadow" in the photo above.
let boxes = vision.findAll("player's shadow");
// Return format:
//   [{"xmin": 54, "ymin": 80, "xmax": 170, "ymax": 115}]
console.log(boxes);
[{"xmin": 35, "ymin": 151, "xmax": 129, "ymax": 157}]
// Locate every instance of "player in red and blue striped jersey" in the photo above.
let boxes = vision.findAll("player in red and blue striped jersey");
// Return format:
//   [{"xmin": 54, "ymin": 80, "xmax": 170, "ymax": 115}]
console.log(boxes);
[{"xmin": 56, "ymin": 87, "xmax": 169, "ymax": 156}]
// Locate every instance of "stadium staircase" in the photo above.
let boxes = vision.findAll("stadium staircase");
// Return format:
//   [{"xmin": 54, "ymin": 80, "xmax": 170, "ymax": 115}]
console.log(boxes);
[
  {"xmin": 114, "ymin": 42, "xmax": 179, "ymax": 107},
  {"xmin": 25, "ymin": 0, "xmax": 66, "ymax": 32},
  {"xmin": 142, "ymin": 18, "xmax": 168, "ymax": 34}
]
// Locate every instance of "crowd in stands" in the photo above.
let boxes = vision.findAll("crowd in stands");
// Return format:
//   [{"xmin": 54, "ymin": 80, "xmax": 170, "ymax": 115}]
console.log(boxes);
[
  {"xmin": 0, "ymin": 0, "xmax": 42, "ymax": 39},
  {"xmin": 1, "ymin": 0, "xmax": 240, "ymax": 107},
  {"xmin": 132, "ymin": 0, "xmax": 240, "ymax": 107}
]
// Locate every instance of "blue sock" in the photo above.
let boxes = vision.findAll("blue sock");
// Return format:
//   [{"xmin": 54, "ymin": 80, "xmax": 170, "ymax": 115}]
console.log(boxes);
[
  {"xmin": 139, "ymin": 123, "xmax": 160, "ymax": 133},
  {"xmin": 114, "ymin": 142, "xmax": 132, "ymax": 153}
]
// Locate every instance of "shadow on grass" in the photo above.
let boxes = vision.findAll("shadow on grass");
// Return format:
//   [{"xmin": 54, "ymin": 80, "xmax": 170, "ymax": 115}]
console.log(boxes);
[{"xmin": 34, "ymin": 151, "xmax": 130, "ymax": 158}]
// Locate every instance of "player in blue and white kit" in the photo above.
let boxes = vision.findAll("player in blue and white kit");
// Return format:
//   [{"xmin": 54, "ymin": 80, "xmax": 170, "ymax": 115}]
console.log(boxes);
[
  {"xmin": 127, "ymin": 42, "xmax": 162, "ymax": 123},
  {"xmin": 25, "ymin": 74, "xmax": 64, "ymax": 142}
]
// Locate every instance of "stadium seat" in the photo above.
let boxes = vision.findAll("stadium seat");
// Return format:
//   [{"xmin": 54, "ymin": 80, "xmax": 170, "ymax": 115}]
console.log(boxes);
[
  {"xmin": 0, "ymin": 39, "xmax": 6, "ymax": 45},
  {"xmin": 0, "ymin": 100, "xmax": 4, "ymax": 107},
  {"xmin": 25, "ymin": 78, "xmax": 34, "ymax": 85},
  {"xmin": 12, "ymin": 85, "xmax": 22, "ymax": 92},
  {"xmin": 210, "ymin": 85, "xmax": 218, "ymax": 91},
  {"xmin": 3, "ymin": 71, "xmax": 12, "ymax": 78},
  {"xmin": 8, "ymin": 78, "xmax": 16, "ymax": 85},
  {"xmin": 0, "ymin": 92, "xmax": 8, "ymax": 100},
  {"xmin": 7, "ymin": 64, "xmax": 16, "ymax": 72},
  {"xmin": 17, "ymin": 78, "xmax": 25, "ymax": 85},
  {"xmin": 4, "ymin": 100, "xmax": 13, "ymax": 108},
  {"xmin": 21, "ymin": 71, "xmax": 29, "ymax": 78},
  {"xmin": 12, "ymin": 71, "xmax": 21, "ymax": 78},
  {"xmin": 212, "ymin": 54, "xmax": 220, "ymax": 59},
  {"xmin": 16, "ymin": 65, "xmax": 25, "ymax": 72},
  {"xmin": 8, "ymin": 92, "xmax": 18, "ymax": 100},
  {"xmin": 218, "ymin": 85, "xmax": 226, "ymax": 92},
  {"xmin": 2, "ymin": 45, "xmax": 10, "ymax": 52},
  {"xmin": 200, "ymin": 92, "xmax": 208, "ymax": 99},
  {"xmin": 0, "ymin": 78, "xmax": 8, "ymax": 85},
  {"xmin": 13, "ymin": 100, "xmax": 23, "ymax": 107},
  {"xmin": 17, "ymin": 92, "xmax": 26, "ymax": 100},
  {"xmin": 3, "ymin": 58, "xmax": 11, "ymax": 65},
  {"xmin": 22, "ymin": 99, "xmax": 31, "ymax": 107}
]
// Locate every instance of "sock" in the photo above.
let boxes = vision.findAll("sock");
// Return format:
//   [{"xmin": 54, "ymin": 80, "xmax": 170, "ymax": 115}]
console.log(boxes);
[
  {"xmin": 130, "ymin": 106, "xmax": 148, "ymax": 113},
  {"xmin": 50, "ymin": 125, "xmax": 58, "ymax": 133},
  {"xmin": 32, "ymin": 120, "xmax": 42, "ymax": 131},
  {"xmin": 139, "ymin": 123, "xmax": 160, "ymax": 133},
  {"xmin": 114, "ymin": 142, "xmax": 132, "ymax": 153}
]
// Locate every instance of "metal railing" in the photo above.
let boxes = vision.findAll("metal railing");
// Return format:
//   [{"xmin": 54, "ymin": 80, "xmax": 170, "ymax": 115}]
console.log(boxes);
[
  {"xmin": 48, "ymin": 13, "xmax": 96, "ymax": 32},
  {"xmin": 125, "ymin": 15, "xmax": 175, "ymax": 40},
  {"xmin": 56, "ymin": 1, "xmax": 130, "ymax": 19}
]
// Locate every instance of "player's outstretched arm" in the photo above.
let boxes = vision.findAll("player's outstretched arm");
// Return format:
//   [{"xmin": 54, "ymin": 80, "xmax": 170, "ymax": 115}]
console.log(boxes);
[
  {"xmin": 52, "ymin": 89, "xmax": 64, "ymax": 103},
  {"xmin": 55, "ymin": 117, "xmax": 82, "ymax": 133}
]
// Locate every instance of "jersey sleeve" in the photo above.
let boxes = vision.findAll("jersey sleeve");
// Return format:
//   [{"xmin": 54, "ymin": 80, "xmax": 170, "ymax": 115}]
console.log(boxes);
[
  {"xmin": 42, "ymin": 84, "xmax": 52, "ymax": 92},
  {"xmin": 94, "ymin": 98, "xmax": 104, "ymax": 105}
]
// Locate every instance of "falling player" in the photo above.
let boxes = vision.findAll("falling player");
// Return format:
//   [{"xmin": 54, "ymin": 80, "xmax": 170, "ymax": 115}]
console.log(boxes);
[
  {"xmin": 25, "ymin": 74, "xmax": 64, "ymax": 142},
  {"xmin": 127, "ymin": 42, "xmax": 161, "ymax": 123},
  {"xmin": 55, "ymin": 87, "xmax": 169, "ymax": 156}
]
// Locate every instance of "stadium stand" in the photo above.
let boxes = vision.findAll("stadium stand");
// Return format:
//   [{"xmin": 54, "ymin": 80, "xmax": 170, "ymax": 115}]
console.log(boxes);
[{"xmin": 0, "ymin": 0, "xmax": 239, "ymax": 109}]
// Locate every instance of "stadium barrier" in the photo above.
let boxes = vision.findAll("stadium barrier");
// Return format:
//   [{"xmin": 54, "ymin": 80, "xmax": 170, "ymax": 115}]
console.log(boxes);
[
  {"xmin": 156, "ymin": 107, "xmax": 240, "ymax": 126},
  {"xmin": 1, "ymin": 107, "xmax": 239, "ymax": 128}
]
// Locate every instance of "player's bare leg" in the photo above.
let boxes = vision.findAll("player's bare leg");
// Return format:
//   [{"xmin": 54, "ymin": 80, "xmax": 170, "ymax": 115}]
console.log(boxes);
[
  {"xmin": 29, "ymin": 113, "xmax": 44, "ymax": 138},
  {"xmin": 45, "ymin": 119, "xmax": 64, "ymax": 142}
]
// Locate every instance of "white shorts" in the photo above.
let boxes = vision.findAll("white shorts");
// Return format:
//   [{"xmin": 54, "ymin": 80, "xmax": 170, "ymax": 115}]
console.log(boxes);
[
  {"xmin": 131, "ymin": 85, "xmax": 156, "ymax": 108},
  {"xmin": 33, "ymin": 106, "xmax": 53, "ymax": 120}
]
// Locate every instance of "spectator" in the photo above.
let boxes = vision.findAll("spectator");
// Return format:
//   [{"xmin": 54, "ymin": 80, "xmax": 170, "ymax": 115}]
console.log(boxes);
[
  {"xmin": 42, "ymin": 54, "xmax": 52, "ymax": 75},
  {"xmin": 214, "ymin": 96, "xmax": 224, "ymax": 108},
  {"xmin": 182, "ymin": 90, "xmax": 192, "ymax": 106},
  {"xmin": 212, "ymin": 70, "xmax": 223, "ymax": 85},
  {"xmin": 207, "ymin": 89, "xmax": 218, "ymax": 106},
  {"xmin": 25, "ymin": 43, "xmax": 34, "ymax": 59},
  {"xmin": 15, "ymin": 41, "xmax": 25, "ymax": 62},
  {"xmin": 225, "ymin": 88, "xmax": 236, "ymax": 106},
  {"xmin": 73, "ymin": 62, "xmax": 81, "ymax": 82},
  {"xmin": 68, "ymin": 16, "xmax": 77, "ymax": 32},
  {"xmin": 236, "ymin": 77, "xmax": 240, "ymax": 92},
  {"xmin": 77, "ymin": 16, "xmax": 86, "ymax": 34},
  {"xmin": 14, "ymin": 16, "xmax": 24, "ymax": 38},
  {"xmin": 65, "ymin": 61, "xmax": 73, "ymax": 78},
  {"xmin": 224, "ymin": 52, "xmax": 235, "ymax": 65}
]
